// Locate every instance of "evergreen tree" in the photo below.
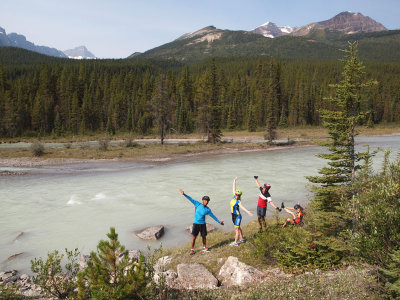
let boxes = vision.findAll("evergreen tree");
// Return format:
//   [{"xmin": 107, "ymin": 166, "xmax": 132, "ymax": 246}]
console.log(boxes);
[
  {"xmin": 151, "ymin": 74, "xmax": 173, "ymax": 144},
  {"xmin": 77, "ymin": 227, "xmax": 148, "ymax": 300},
  {"xmin": 306, "ymin": 42, "xmax": 377, "ymax": 265}
]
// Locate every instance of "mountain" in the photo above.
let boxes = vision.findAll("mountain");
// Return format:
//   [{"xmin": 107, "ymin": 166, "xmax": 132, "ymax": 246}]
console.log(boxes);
[
  {"xmin": 251, "ymin": 22, "xmax": 293, "ymax": 38},
  {"xmin": 0, "ymin": 26, "xmax": 67, "ymax": 58},
  {"xmin": 291, "ymin": 11, "xmax": 387, "ymax": 36},
  {"xmin": 63, "ymin": 45, "xmax": 96, "ymax": 59},
  {"xmin": 129, "ymin": 11, "xmax": 397, "ymax": 63}
]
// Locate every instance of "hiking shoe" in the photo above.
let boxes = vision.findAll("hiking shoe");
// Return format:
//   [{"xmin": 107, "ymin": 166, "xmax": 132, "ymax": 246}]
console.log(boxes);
[
  {"xmin": 202, "ymin": 247, "xmax": 210, "ymax": 252},
  {"xmin": 189, "ymin": 249, "xmax": 195, "ymax": 256},
  {"xmin": 229, "ymin": 242, "xmax": 239, "ymax": 247},
  {"xmin": 258, "ymin": 228, "xmax": 263, "ymax": 233},
  {"xmin": 238, "ymin": 239, "xmax": 246, "ymax": 244},
  {"xmin": 281, "ymin": 202, "xmax": 285, "ymax": 209}
]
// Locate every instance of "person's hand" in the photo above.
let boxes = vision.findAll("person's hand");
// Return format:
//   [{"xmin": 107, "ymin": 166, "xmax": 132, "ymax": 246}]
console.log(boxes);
[
  {"xmin": 220, "ymin": 221, "xmax": 224, "ymax": 225},
  {"xmin": 248, "ymin": 211, "xmax": 253, "ymax": 217},
  {"xmin": 234, "ymin": 176, "xmax": 238, "ymax": 180},
  {"xmin": 179, "ymin": 189, "xmax": 184, "ymax": 195}
]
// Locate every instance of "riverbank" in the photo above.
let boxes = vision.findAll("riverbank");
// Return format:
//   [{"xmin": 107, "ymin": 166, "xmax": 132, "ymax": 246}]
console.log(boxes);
[
  {"xmin": 0, "ymin": 141, "xmax": 312, "ymax": 168},
  {"xmin": 0, "ymin": 126, "xmax": 399, "ymax": 168}
]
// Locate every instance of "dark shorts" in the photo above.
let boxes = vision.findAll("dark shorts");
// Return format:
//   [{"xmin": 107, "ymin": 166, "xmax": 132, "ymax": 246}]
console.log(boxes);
[
  {"xmin": 232, "ymin": 213, "xmax": 242, "ymax": 227},
  {"xmin": 257, "ymin": 206, "xmax": 267, "ymax": 217},
  {"xmin": 192, "ymin": 223, "xmax": 207, "ymax": 237}
]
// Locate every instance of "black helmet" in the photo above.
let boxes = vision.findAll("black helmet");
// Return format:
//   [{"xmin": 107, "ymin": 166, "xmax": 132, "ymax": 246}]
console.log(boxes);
[{"xmin": 202, "ymin": 196, "xmax": 210, "ymax": 201}]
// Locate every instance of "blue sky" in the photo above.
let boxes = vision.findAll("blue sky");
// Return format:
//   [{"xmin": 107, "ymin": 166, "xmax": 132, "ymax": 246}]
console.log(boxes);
[{"xmin": 1, "ymin": 0, "xmax": 399, "ymax": 58}]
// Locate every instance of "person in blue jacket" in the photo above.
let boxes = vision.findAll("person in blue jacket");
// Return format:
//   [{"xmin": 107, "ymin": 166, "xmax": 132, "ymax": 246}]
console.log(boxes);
[{"xmin": 179, "ymin": 189, "xmax": 224, "ymax": 256}]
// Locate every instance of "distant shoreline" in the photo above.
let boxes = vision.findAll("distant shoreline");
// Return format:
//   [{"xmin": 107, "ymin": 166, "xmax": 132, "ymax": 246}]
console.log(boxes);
[{"xmin": 0, "ymin": 143, "xmax": 313, "ymax": 168}]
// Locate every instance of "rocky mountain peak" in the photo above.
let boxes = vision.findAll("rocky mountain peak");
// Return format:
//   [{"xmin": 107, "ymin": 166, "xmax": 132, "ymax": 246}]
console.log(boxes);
[
  {"xmin": 251, "ymin": 22, "xmax": 293, "ymax": 38},
  {"xmin": 63, "ymin": 45, "xmax": 96, "ymax": 59},
  {"xmin": 291, "ymin": 11, "xmax": 387, "ymax": 36}
]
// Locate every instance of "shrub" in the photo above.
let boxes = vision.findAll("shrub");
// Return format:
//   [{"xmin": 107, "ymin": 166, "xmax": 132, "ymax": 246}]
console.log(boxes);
[
  {"xmin": 124, "ymin": 138, "xmax": 140, "ymax": 148},
  {"xmin": 98, "ymin": 138, "xmax": 110, "ymax": 151},
  {"xmin": 352, "ymin": 152, "xmax": 400, "ymax": 266},
  {"xmin": 31, "ymin": 248, "xmax": 80, "ymax": 299},
  {"xmin": 30, "ymin": 142, "xmax": 44, "ymax": 157},
  {"xmin": 380, "ymin": 250, "xmax": 400, "ymax": 299},
  {"xmin": 77, "ymin": 227, "xmax": 149, "ymax": 300}
]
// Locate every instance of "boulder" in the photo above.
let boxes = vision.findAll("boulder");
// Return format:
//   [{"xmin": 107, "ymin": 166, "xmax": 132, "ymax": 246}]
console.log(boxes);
[
  {"xmin": 134, "ymin": 225, "xmax": 164, "ymax": 240},
  {"xmin": 186, "ymin": 223, "xmax": 216, "ymax": 234},
  {"xmin": 177, "ymin": 263, "xmax": 218, "ymax": 289},
  {"xmin": 218, "ymin": 256, "xmax": 265, "ymax": 286}
]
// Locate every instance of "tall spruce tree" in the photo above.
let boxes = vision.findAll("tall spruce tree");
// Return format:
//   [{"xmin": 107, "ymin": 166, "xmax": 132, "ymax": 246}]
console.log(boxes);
[
  {"xmin": 306, "ymin": 42, "xmax": 377, "ymax": 264},
  {"xmin": 151, "ymin": 74, "xmax": 173, "ymax": 144}
]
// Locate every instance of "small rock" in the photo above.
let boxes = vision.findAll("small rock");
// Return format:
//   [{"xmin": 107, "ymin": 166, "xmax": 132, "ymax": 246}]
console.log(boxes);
[
  {"xmin": 134, "ymin": 225, "xmax": 164, "ymax": 240},
  {"xmin": 2, "ymin": 252, "xmax": 24, "ymax": 264},
  {"xmin": 13, "ymin": 232, "xmax": 25, "ymax": 242},
  {"xmin": 20, "ymin": 274, "xmax": 29, "ymax": 280}
]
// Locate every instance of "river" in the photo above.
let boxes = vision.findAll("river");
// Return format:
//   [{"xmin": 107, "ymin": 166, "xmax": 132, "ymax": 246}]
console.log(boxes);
[{"xmin": 0, "ymin": 135, "xmax": 399, "ymax": 273}]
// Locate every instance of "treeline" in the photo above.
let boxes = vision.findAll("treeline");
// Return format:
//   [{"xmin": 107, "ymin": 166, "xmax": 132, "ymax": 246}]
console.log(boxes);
[{"xmin": 0, "ymin": 56, "xmax": 399, "ymax": 138}]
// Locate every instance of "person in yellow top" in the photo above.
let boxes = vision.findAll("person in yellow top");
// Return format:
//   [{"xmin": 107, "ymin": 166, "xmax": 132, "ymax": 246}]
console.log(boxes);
[{"xmin": 230, "ymin": 177, "xmax": 253, "ymax": 246}]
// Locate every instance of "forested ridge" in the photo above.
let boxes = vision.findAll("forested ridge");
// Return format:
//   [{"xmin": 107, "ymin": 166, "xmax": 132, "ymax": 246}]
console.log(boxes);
[{"xmin": 0, "ymin": 47, "xmax": 399, "ymax": 138}]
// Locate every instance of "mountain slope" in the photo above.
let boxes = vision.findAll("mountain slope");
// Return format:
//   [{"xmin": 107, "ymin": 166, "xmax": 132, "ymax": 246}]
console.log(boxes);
[
  {"xmin": 291, "ymin": 11, "xmax": 387, "ymax": 36},
  {"xmin": 0, "ymin": 26, "xmax": 67, "ymax": 58},
  {"xmin": 130, "ymin": 25, "xmax": 400, "ymax": 63},
  {"xmin": 63, "ymin": 45, "xmax": 96, "ymax": 59}
]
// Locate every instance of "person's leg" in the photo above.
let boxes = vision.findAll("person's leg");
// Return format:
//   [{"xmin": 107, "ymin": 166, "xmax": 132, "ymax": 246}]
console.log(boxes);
[
  {"xmin": 191, "ymin": 235, "xmax": 196, "ymax": 248},
  {"xmin": 282, "ymin": 218, "xmax": 294, "ymax": 228},
  {"xmin": 257, "ymin": 216, "xmax": 262, "ymax": 231},
  {"xmin": 238, "ymin": 227, "xmax": 244, "ymax": 240},
  {"xmin": 202, "ymin": 236, "xmax": 207, "ymax": 248},
  {"xmin": 261, "ymin": 216, "xmax": 266, "ymax": 229},
  {"xmin": 235, "ymin": 227, "xmax": 240, "ymax": 243}
]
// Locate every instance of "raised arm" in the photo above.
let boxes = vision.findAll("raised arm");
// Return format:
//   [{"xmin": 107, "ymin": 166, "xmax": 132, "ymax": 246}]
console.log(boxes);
[
  {"xmin": 233, "ymin": 177, "xmax": 238, "ymax": 195},
  {"xmin": 254, "ymin": 176, "xmax": 261, "ymax": 188},
  {"xmin": 179, "ymin": 189, "xmax": 198, "ymax": 206}
]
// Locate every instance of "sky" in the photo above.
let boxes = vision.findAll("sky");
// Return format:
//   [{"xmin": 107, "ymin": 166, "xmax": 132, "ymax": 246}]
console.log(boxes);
[{"xmin": 1, "ymin": 0, "xmax": 399, "ymax": 59}]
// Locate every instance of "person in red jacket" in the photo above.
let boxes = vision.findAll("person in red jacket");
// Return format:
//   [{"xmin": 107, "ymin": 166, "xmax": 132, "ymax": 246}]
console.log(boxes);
[
  {"xmin": 282, "ymin": 202, "xmax": 304, "ymax": 227},
  {"xmin": 253, "ymin": 176, "xmax": 281, "ymax": 233}
]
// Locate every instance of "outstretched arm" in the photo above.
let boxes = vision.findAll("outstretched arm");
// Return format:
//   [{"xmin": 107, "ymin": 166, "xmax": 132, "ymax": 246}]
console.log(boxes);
[
  {"xmin": 239, "ymin": 203, "xmax": 253, "ymax": 217},
  {"xmin": 233, "ymin": 177, "xmax": 238, "ymax": 195},
  {"xmin": 179, "ymin": 189, "xmax": 198, "ymax": 206},
  {"xmin": 208, "ymin": 211, "xmax": 224, "ymax": 225},
  {"xmin": 284, "ymin": 207, "xmax": 296, "ymax": 219}
]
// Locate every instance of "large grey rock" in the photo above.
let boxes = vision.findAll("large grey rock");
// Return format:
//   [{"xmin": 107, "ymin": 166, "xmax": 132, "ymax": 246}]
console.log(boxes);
[
  {"xmin": 134, "ymin": 225, "xmax": 164, "ymax": 240},
  {"xmin": 177, "ymin": 263, "xmax": 218, "ymax": 289},
  {"xmin": 186, "ymin": 223, "xmax": 217, "ymax": 234},
  {"xmin": 218, "ymin": 256, "xmax": 265, "ymax": 286}
]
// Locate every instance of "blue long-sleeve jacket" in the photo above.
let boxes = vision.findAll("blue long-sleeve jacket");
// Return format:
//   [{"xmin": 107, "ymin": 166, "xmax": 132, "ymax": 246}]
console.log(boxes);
[{"xmin": 184, "ymin": 194, "xmax": 220, "ymax": 224}]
